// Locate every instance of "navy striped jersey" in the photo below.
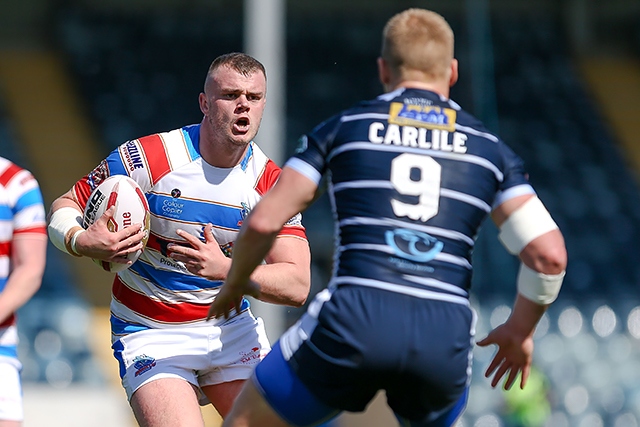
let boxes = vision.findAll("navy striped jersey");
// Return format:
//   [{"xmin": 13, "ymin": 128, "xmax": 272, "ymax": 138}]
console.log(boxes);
[{"xmin": 286, "ymin": 87, "xmax": 534, "ymax": 304}]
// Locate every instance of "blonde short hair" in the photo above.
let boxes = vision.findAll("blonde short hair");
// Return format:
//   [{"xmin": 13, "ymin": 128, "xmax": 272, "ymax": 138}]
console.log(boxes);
[{"xmin": 381, "ymin": 9, "xmax": 454, "ymax": 80}]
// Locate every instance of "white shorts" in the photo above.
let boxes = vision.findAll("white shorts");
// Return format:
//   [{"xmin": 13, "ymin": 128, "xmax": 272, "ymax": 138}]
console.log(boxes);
[
  {"xmin": 112, "ymin": 310, "xmax": 271, "ymax": 404},
  {"xmin": 0, "ymin": 357, "xmax": 23, "ymax": 422}
]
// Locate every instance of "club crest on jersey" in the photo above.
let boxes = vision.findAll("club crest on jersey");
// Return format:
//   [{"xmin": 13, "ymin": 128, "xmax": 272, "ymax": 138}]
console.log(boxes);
[
  {"xmin": 87, "ymin": 160, "xmax": 109, "ymax": 189},
  {"xmin": 132, "ymin": 354, "xmax": 157, "ymax": 377},
  {"xmin": 385, "ymin": 228, "xmax": 443, "ymax": 262},
  {"xmin": 388, "ymin": 102, "xmax": 456, "ymax": 132},
  {"xmin": 171, "ymin": 188, "xmax": 181, "ymax": 198}
]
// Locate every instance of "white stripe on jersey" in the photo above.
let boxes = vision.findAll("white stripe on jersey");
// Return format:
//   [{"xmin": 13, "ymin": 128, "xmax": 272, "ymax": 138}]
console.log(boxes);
[
  {"xmin": 338, "ymin": 243, "xmax": 471, "ymax": 270},
  {"xmin": 339, "ymin": 216, "xmax": 475, "ymax": 246},
  {"xmin": 0, "ymin": 222, "xmax": 12, "ymax": 241},
  {"xmin": 2, "ymin": 169, "xmax": 39, "ymax": 206},
  {"xmin": 493, "ymin": 183, "xmax": 536, "ymax": 208},
  {"xmin": 340, "ymin": 113, "xmax": 391, "ymax": 123},
  {"xmin": 162, "ymin": 128, "xmax": 193, "ymax": 170},
  {"xmin": 401, "ymin": 275, "xmax": 469, "ymax": 297},
  {"xmin": 0, "ymin": 257, "xmax": 9, "ymax": 278},
  {"xmin": 120, "ymin": 139, "xmax": 153, "ymax": 190},
  {"xmin": 0, "ymin": 325, "xmax": 17, "ymax": 346},
  {"xmin": 455, "ymin": 124, "xmax": 499, "ymax": 143},
  {"xmin": 285, "ymin": 158, "xmax": 322, "ymax": 185},
  {"xmin": 13, "ymin": 204, "xmax": 46, "ymax": 230},
  {"xmin": 440, "ymin": 188, "xmax": 492, "ymax": 212},
  {"xmin": 330, "ymin": 276, "xmax": 470, "ymax": 306},
  {"xmin": 333, "ymin": 180, "xmax": 393, "ymax": 192},
  {"xmin": 332, "ymin": 181, "xmax": 491, "ymax": 213},
  {"xmin": 327, "ymin": 141, "xmax": 504, "ymax": 182},
  {"xmin": 118, "ymin": 266, "xmax": 220, "ymax": 304},
  {"xmin": 433, "ymin": 252, "xmax": 472, "ymax": 269}
]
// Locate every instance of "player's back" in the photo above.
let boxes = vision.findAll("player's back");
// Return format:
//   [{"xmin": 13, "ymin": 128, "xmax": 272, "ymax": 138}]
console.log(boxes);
[{"xmin": 292, "ymin": 87, "xmax": 530, "ymax": 302}]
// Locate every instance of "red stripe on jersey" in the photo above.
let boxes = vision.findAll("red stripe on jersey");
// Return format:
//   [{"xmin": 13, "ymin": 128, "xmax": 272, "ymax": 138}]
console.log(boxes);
[
  {"xmin": 112, "ymin": 276, "xmax": 210, "ymax": 322},
  {"xmin": 0, "ymin": 313, "xmax": 15, "ymax": 328},
  {"xmin": 138, "ymin": 134, "xmax": 171, "ymax": 185},
  {"xmin": 0, "ymin": 163, "xmax": 22, "ymax": 187},
  {"xmin": 145, "ymin": 233, "xmax": 188, "ymax": 254},
  {"xmin": 73, "ymin": 180, "xmax": 93, "ymax": 211},
  {"xmin": 0, "ymin": 241, "xmax": 10, "ymax": 256},
  {"xmin": 280, "ymin": 226, "xmax": 307, "ymax": 239},
  {"xmin": 14, "ymin": 225, "xmax": 47, "ymax": 235},
  {"xmin": 145, "ymin": 233, "xmax": 163, "ymax": 252},
  {"xmin": 254, "ymin": 159, "xmax": 281, "ymax": 196}
]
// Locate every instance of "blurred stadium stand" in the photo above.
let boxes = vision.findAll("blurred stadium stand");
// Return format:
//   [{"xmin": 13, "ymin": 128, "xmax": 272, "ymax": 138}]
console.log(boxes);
[{"xmin": 1, "ymin": 1, "xmax": 640, "ymax": 426}]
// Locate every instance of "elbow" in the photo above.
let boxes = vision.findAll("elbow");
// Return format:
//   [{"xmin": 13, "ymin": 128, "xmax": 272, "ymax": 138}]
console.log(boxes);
[
  {"xmin": 289, "ymin": 272, "xmax": 311, "ymax": 307},
  {"xmin": 533, "ymin": 245, "xmax": 567, "ymax": 275},
  {"xmin": 291, "ymin": 278, "xmax": 310, "ymax": 308},
  {"xmin": 246, "ymin": 214, "xmax": 282, "ymax": 238},
  {"xmin": 520, "ymin": 230, "xmax": 567, "ymax": 275}
]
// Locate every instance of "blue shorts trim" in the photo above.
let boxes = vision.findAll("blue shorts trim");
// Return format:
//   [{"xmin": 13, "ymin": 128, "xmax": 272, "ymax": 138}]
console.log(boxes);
[{"xmin": 254, "ymin": 341, "xmax": 340, "ymax": 427}]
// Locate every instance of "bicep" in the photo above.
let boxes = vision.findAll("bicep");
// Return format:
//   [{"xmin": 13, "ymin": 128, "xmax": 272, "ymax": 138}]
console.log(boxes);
[
  {"xmin": 12, "ymin": 235, "xmax": 47, "ymax": 271},
  {"xmin": 264, "ymin": 236, "xmax": 311, "ymax": 268},
  {"xmin": 491, "ymin": 194, "xmax": 535, "ymax": 227}
]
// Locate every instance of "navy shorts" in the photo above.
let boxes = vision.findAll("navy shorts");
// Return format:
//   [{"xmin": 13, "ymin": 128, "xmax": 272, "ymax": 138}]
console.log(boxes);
[{"xmin": 255, "ymin": 285, "xmax": 475, "ymax": 426}]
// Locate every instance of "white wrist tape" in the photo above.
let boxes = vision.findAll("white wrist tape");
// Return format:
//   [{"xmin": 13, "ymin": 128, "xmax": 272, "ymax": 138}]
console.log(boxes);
[
  {"xmin": 498, "ymin": 197, "xmax": 558, "ymax": 255},
  {"xmin": 47, "ymin": 207, "xmax": 85, "ymax": 257},
  {"xmin": 517, "ymin": 263, "xmax": 565, "ymax": 305}
]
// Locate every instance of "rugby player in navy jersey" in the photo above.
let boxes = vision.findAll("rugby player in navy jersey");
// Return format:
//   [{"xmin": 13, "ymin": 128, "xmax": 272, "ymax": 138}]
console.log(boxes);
[{"xmin": 210, "ymin": 8, "xmax": 567, "ymax": 427}]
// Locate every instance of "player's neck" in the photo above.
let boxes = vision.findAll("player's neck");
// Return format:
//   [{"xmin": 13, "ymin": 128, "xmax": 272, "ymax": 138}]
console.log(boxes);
[{"xmin": 391, "ymin": 80, "xmax": 450, "ymax": 99}]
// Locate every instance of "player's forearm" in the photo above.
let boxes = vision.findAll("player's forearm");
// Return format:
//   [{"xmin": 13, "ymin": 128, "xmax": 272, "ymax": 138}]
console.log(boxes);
[
  {"xmin": 505, "ymin": 294, "xmax": 548, "ymax": 338},
  {"xmin": 0, "ymin": 269, "xmax": 43, "ymax": 323},
  {"xmin": 250, "ymin": 262, "xmax": 310, "ymax": 307}
]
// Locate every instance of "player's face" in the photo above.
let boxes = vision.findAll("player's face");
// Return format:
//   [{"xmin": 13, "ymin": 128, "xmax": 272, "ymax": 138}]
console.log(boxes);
[{"xmin": 201, "ymin": 66, "xmax": 266, "ymax": 148}]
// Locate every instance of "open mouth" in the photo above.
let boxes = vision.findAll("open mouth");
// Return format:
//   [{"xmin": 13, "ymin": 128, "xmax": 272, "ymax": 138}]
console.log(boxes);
[{"xmin": 233, "ymin": 117, "xmax": 250, "ymax": 133}]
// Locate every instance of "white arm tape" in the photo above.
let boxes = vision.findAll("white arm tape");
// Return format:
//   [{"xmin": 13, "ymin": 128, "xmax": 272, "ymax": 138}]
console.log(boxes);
[
  {"xmin": 498, "ymin": 197, "xmax": 558, "ymax": 255},
  {"xmin": 517, "ymin": 263, "xmax": 565, "ymax": 305},
  {"xmin": 47, "ymin": 207, "xmax": 85, "ymax": 256}
]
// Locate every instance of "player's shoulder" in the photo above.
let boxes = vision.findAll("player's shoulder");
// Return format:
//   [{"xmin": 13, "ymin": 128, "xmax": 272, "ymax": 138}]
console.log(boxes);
[{"xmin": 0, "ymin": 157, "xmax": 37, "ymax": 190}]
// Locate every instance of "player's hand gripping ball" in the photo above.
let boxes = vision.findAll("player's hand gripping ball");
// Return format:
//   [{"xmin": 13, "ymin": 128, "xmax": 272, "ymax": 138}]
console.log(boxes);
[{"xmin": 82, "ymin": 175, "xmax": 150, "ymax": 272}]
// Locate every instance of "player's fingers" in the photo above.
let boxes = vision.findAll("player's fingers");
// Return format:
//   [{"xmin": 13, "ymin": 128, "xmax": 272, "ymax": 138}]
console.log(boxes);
[
  {"xmin": 175, "ymin": 228, "xmax": 200, "ymax": 247},
  {"xmin": 167, "ymin": 244, "xmax": 193, "ymax": 259},
  {"xmin": 475, "ymin": 336, "xmax": 492, "ymax": 347},
  {"xmin": 491, "ymin": 363, "xmax": 510, "ymax": 388},
  {"xmin": 203, "ymin": 224, "xmax": 217, "ymax": 243},
  {"xmin": 503, "ymin": 368, "xmax": 518, "ymax": 390},
  {"xmin": 520, "ymin": 365, "xmax": 530, "ymax": 389},
  {"xmin": 110, "ymin": 255, "xmax": 133, "ymax": 265},
  {"xmin": 484, "ymin": 354, "xmax": 502, "ymax": 377}
]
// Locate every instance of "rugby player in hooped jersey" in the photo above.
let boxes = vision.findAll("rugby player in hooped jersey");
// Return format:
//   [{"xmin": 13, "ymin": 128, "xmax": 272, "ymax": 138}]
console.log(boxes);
[
  {"xmin": 0, "ymin": 158, "xmax": 47, "ymax": 427},
  {"xmin": 210, "ymin": 9, "xmax": 567, "ymax": 427},
  {"xmin": 47, "ymin": 53, "xmax": 311, "ymax": 426}
]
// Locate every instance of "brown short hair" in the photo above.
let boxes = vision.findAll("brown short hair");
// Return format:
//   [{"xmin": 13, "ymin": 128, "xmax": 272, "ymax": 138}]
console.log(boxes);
[
  {"xmin": 381, "ymin": 9, "xmax": 454, "ymax": 79},
  {"xmin": 206, "ymin": 52, "xmax": 266, "ymax": 81}
]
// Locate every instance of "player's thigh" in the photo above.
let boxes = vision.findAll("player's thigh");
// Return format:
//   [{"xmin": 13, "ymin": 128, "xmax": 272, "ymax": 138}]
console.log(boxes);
[
  {"xmin": 130, "ymin": 377, "xmax": 204, "ymax": 427},
  {"xmin": 201, "ymin": 379, "xmax": 245, "ymax": 419},
  {"xmin": 222, "ymin": 378, "xmax": 289, "ymax": 427},
  {"xmin": 0, "ymin": 360, "xmax": 22, "ymax": 424}
]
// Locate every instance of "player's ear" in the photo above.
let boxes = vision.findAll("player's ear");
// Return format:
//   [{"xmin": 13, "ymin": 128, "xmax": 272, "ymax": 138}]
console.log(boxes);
[
  {"xmin": 449, "ymin": 59, "xmax": 459, "ymax": 88},
  {"xmin": 199, "ymin": 93, "xmax": 208, "ymax": 115},
  {"xmin": 377, "ymin": 57, "xmax": 391, "ymax": 88}
]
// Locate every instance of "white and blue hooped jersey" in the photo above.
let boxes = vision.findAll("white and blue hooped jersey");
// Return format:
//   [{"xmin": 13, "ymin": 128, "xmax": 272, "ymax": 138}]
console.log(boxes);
[
  {"xmin": 287, "ymin": 88, "xmax": 534, "ymax": 305},
  {"xmin": 73, "ymin": 124, "xmax": 307, "ymax": 340},
  {"xmin": 0, "ymin": 157, "xmax": 46, "ymax": 360}
]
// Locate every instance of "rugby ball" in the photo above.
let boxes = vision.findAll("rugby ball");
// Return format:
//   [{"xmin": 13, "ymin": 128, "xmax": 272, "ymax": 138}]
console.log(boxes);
[{"xmin": 82, "ymin": 175, "xmax": 150, "ymax": 273}]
